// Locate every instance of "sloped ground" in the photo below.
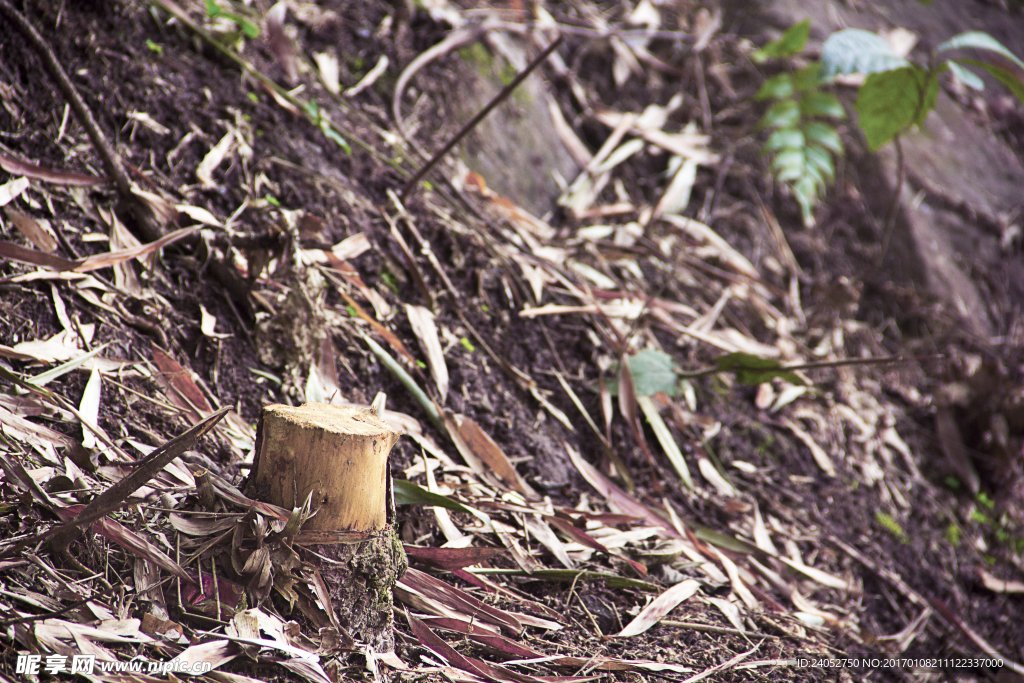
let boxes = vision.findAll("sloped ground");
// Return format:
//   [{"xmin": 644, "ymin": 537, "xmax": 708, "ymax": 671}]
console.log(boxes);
[{"xmin": 0, "ymin": 1, "xmax": 1023, "ymax": 683}]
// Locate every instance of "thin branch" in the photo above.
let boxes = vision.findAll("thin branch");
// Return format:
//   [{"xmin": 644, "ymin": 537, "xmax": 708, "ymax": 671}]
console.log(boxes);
[
  {"xmin": 401, "ymin": 36, "xmax": 564, "ymax": 197},
  {"xmin": 0, "ymin": 0, "xmax": 131, "ymax": 199}
]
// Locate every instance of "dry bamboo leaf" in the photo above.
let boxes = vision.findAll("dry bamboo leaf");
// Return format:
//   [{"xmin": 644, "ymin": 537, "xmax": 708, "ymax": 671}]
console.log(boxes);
[
  {"xmin": 935, "ymin": 405, "xmax": 980, "ymax": 495},
  {"xmin": 618, "ymin": 579, "xmax": 700, "ymax": 637},
  {"xmin": 751, "ymin": 503, "xmax": 779, "ymax": 556},
  {"xmin": 781, "ymin": 418, "xmax": 836, "ymax": 477},
  {"xmin": 697, "ymin": 457, "xmax": 735, "ymax": 497},
  {"xmin": 55, "ymin": 504, "xmax": 192, "ymax": 584},
  {"xmin": 176, "ymin": 639, "xmax": 243, "ymax": 675},
  {"xmin": 79, "ymin": 367, "xmax": 102, "ymax": 450},
  {"xmin": 345, "ymin": 56, "xmax": 389, "ymax": 97},
  {"xmin": 653, "ymin": 157, "xmax": 698, "ymax": 220},
  {"xmin": 492, "ymin": 519, "xmax": 542, "ymax": 573},
  {"xmin": 977, "ymin": 568, "xmax": 1024, "ymax": 594},
  {"xmin": 457, "ymin": 416, "xmax": 537, "ymax": 499},
  {"xmin": 332, "ymin": 232, "xmax": 371, "ymax": 260},
  {"xmin": 565, "ymin": 442, "xmax": 681, "ymax": 537},
  {"xmin": 197, "ymin": 130, "xmax": 236, "ymax": 188},
  {"xmin": 400, "ymin": 568, "xmax": 523, "ymax": 635},
  {"xmin": 0, "ymin": 176, "xmax": 30, "ymax": 206},
  {"xmin": 424, "ymin": 453, "xmax": 464, "ymax": 544},
  {"xmin": 266, "ymin": 3, "xmax": 299, "ymax": 84},
  {"xmin": 524, "ymin": 515, "xmax": 574, "ymax": 569},
  {"xmin": 73, "ymin": 226, "xmax": 200, "ymax": 273},
  {"xmin": 546, "ymin": 97, "xmax": 592, "ymax": 168},
  {"xmin": 200, "ymin": 304, "xmax": 232, "ymax": 339},
  {"xmin": 405, "ymin": 546, "xmax": 506, "ymax": 571},
  {"xmin": 778, "ymin": 557, "xmax": 853, "ymax": 592},
  {"xmin": 708, "ymin": 545, "xmax": 757, "ymax": 609},
  {"xmin": 313, "ymin": 50, "xmax": 340, "ymax": 95},
  {"xmin": 637, "ymin": 395, "xmax": 693, "ymax": 488},
  {"xmin": 176, "ymin": 204, "xmax": 222, "ymax": 227},
  {"xmin": 0, "ymin": 152, "xmax": 105, "ymax": 185},
  {"xmin": 407, "ymin": 305, "xmax": 449, "ymax": 402},
  {"xmin": 0, "ymin": 240, "xmax": 79, "ymax": 271},
  {"xmin": 705, "ymin": 596, "xmax": 745, "ymax": 632},
  {"xmin": 659, "ymin": 215, "xmax": 758, "ymax": 279},
  {"xmin": 5, "ymin": 207, "xmax": 57, "ymax": 253},
  {"xmin": 151, "ymin": 343, "xmax": 212, "ymax": 421}
]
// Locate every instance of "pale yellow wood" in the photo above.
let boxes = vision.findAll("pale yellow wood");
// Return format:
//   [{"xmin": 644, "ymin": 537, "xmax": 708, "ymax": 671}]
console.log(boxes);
[{"xmin": 248, "ymin": 403, "xmax": 399, "ymax": 531}]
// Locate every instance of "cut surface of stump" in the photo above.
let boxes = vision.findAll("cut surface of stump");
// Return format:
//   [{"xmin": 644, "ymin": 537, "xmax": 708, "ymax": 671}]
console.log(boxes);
[{"xmin": 245, "ymin": 403, "xmax": 405, "ymax": 651}]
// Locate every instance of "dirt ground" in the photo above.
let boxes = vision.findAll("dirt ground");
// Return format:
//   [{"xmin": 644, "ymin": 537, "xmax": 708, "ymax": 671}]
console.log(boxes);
[{"xmin": 1, "ymin": 1, "xmax": 1023, "ymax": 682}]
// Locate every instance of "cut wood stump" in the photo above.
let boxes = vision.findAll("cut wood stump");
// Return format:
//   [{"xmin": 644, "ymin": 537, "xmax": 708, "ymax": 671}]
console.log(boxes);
[{"xmin": 245, "ymin": 402, "xmax": 405, "ymax": 651}]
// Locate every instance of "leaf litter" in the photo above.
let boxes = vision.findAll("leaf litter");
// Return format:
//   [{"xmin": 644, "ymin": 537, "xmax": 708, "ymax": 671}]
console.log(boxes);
[{"xmin": 1, "ymin": 0, "xmax": 1023, "ymax": 682}]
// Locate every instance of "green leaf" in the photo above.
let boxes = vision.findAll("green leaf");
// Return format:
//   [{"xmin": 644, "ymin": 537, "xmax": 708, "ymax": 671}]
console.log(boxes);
[
  {"xmin": 322, "ymin": 125, "xmax": 351, "ymax": 154},
  {"xmin": 764, "ymin": 128, "xmax": 805, "ymax": 150},
  {"xmin": 393, "ymin": 479, "xmax": 473, "ymax": 514},
  {"xmin": 915, "ymin": 72, "xmax": 940, "ymax": 127},
  {"xmin": 937, "ymin": 31, "xmax": 1024, "ymax": 73},
  {"xmin": 755, "ymin": 73, "xmax": 794, "ymax": 101},
  {"xmin": 821, "ymin": 29, "xmax": 910, "ymax": 77},
  {"xmin": 714, "ymin": 352, "xmax": 804, "ymax": 386},
  {"xmin": 855, "ymin": 66, "xmax": 926, "ymax": 150},
  {"xmin": 956, "ymin": 58, "xmax": 1024, "ymax": 105},
  {"xmin": 145, "ymin": 39, "xmax": 164, "ymax": 55},
  {"xmin": 754, "ymin": 20, "xmax": 811, "ymax": 61},
  {"xmin": 628, "ymin": 349, "xmax": 678, "ymax": 397},
  {"xmin": 204, "ymin": 0, "xmax": 221, "ymax": 17},
  {"xmin": 947, "ymin": 60, "xmax": 985, "ymax": 90},
  {"xmin": 220, "ymin": 11, "xmax": 260, "ymax": 38},
  {"xmin": 792, "ymin": 175, "xmax": 819, "ymax": 223},
  {"xmin": 460, "ymin": 337, "xmax": 475, "ymax": 352},
  {"xmin": 772, "ymin": 148, "xmax": 806, "ymax": 182},
  {"xmin": 802, "ymin": 121, "xmax": 843, "ymax": 153},
  {"xmin": 804, "ymin": 144, "xmax": 835, "ymax": 181},
  {"xmin": 792, "ymin": 63, "xmax": 825, "ymax": 92},
  {"xmin": 800, "ymin": 91, "xmax": 845, "ymax": 118},
  {"xmin": 761, "ymin": 99, "xmax": 800, "ymax": 129}
]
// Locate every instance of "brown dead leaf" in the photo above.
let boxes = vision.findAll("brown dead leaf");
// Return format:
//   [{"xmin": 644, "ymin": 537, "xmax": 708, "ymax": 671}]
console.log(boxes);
[{"xmin": 0, "ymin": 152, "xmax": 106, "ymax": 185}]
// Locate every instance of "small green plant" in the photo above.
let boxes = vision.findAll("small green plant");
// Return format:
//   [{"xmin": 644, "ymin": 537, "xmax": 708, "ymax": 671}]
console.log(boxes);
[
  {"xmin": 754, "ymin": 21, "xmax": 845, "ymax": 226},
  {"xmin": 755, "ymin": 22, "xmax": 1024, "ymax": 232},
  {"xmin": 875, "ymin": 510, "xmax": 909, "ymax": 544},
  {"xmin": 204, "ymin": 0, "xmax": 260, "ymax": 39}
]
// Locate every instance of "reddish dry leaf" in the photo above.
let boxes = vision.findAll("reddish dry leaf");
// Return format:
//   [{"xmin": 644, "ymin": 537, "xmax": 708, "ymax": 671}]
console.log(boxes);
[
  {"xmin": 458, "ymin": 416, "xmax": 537, "ymax": 499},
  {"xmin": 399, "ymin": 568, "xmax": 523, "ymax": 635},
  {"xmin": 421, "ymin": 617, "xmax": 544, "ymax": 659},
  {"xmin": 335, "ymin": 286, "xmax": 417, "ymax": 366},
  {"xmin": 266, "ymin": 3, "xmax": 299, "ymax": 84},
  {"xmin": 151, "ymin": 343, "xmax": 212, "ymax": 421},
  {"xmin": 405, "ymin": 545, "xmax": 506, "ymax": 571},
  {"xmin": 0, "ymin": 152, "xmax": 106, "ymax": 185},
  {"xmin": 180, "ymin": 571, "xmax": 245, "ymax": 614},
  {"xmin": 618, "ymin": 579, "xmax": 700, "ymax": 637},
  {"xmin": 5, "ymin": 208, "xmax": 57, "ymax": 252},
  {"xmin": 56, "ymin": 504, "xmax": 193, "ymax": 585},
  {"xmin": 408, "ymin": 613, "xmax": 552, "ymax": 683},
  {"xmin": 564, "ymin": 442, "xmax": 681, "ymax": 538},
  {"xmin": 0, "ymin": 240, "xmax": 79, "ymax": 271}
]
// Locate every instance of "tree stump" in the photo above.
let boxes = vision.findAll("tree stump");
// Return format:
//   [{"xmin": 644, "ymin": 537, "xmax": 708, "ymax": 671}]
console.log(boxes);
[{"xmin": 244, "ymin": 403, "xmax": 406, "ymax": 652}]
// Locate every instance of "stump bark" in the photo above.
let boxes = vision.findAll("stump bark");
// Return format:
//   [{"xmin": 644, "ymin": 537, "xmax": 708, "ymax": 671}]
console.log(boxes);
[{"xmin": 245, "ymin": 403, "xmax": 405, "ymax": 651}]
